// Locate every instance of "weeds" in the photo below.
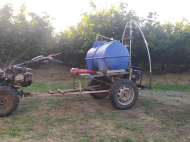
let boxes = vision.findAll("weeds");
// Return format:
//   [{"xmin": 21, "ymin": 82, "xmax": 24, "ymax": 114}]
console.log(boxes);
[
  {"xmin": 1, "ymin": 65, "xmax": 189, "ymax": 141},
  {"xmin": 153, "ymin": 84, "xmax": 190, "ymax": 92},
  {"xmin": 21, "ymin": 77, "xmax": 87, "ymax": 93}
]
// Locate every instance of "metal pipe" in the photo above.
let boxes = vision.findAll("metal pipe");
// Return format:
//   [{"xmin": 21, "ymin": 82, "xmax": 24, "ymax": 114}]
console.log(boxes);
[
  {"xmin": 133, "ymin": 20, "xmax": 152, "ymax": 89},
  {"xmin": 122, "ymin": 22, "xmax": 130, "ymax": 44},
  {"xmin": 73, "ymin": 75, "xmax": 75, "ymax": 89},
  {"xmin": 129, "ymin": 68, "xmax": 132, "ymax": 80},
  {"xmin": 129, "ymin": 20, "xmax": 132, "ymax": 67},
  {"xmin": 96, "ymin": 34, "xmax": 115, "ymax": 41},
  {"xmin": 122, "ymin": 20, "xmax": 132, "ymax": 68},
  {"xmin": 78, "ymin": 77, "xmax": 81, "ymax": 94},
  {"xmin": 96, "ymin": 34, "xmax": 99, "ymax": 41}
]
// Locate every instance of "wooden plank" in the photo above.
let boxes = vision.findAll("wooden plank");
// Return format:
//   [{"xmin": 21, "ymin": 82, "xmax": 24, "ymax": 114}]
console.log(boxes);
[
  {"xmin": 58, "ymin": 85, "xmax": 104, "ymax": 93},
  {"xmin": 25, "ymin": 93, "xmax": 53, "ymax": 97},
  {"xmin": 57, "ymin": 89, "xmax": 64, "ymax": 94},
  {"xmin": 83, "ymin": 86, "xmax": 96, "ymax": 91},
  {"xmin": 48, "ymin": 90, "xmax": 54, "ymax": 94},
  {"xmin": 26, "ymin": 90, "xmax": 109, "ymax": 97},
  {"xmin": 64, "ymin": 90, "xmax": 109, "ymax": 95},
  {"xmin": 60, "ymin": 88, "xmax": 84, "ymax": 93}
]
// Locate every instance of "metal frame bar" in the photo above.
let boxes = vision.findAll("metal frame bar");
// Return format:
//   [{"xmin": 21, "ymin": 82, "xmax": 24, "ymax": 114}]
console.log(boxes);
[
  {"xmin": 62, "ymin": 90, "xmax": 109, "ymax": 95},
  {"xmin": 24, "ymin": 71, "xmax": 132, "ymax": 98},
  {"xmin": 79, "ymin": 71, "xmax": 130, "ymax": 78},
  {"xmin": 96, "ymin": 34, "xmax": 115, "ymax": 41},
  {"xmin": 26, "ymin": 89, "xmax": 109, "ymax": 97},
  {"xmin": 78, "ymin": 77, "xmax": 81, "ymax": 93},
  {"xmin": 73, "ymin": 75, "xmax": 75, "ymax": 89}
]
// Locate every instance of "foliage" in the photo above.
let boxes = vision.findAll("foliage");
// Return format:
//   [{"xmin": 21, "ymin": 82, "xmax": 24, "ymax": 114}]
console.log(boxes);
[
  {"xmin": 0, "ymin": 3, "xmax": 55, "ymax": 67},
  {"xmin": 0, "ymin": 2, "xmax": 190, "ymax": 70}
]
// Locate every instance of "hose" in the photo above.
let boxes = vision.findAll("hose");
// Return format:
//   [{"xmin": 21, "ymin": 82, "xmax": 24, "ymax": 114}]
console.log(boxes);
[
  {"xmin": 122, "ymin": 22, "xmax": 130, "ymax": 44},
  {"xmin": 121, "ymin": 20, "xmax": 152, "ymax": 89},
  {"xmin": 133, "ymin": 20, "xmax": 152, "ymax": 89}
]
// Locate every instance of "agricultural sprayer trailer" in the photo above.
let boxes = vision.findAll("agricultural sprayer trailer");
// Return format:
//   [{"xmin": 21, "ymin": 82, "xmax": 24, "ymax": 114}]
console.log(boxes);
[{"xmin": 0, "ymin": 20, "xmax": 152, "ymax": 116}]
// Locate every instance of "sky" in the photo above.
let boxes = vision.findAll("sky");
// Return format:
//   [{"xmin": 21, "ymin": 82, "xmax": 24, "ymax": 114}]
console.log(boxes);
[{"xmin": 0, "ymin": 0, "xmax": 189, "ymax": 31}]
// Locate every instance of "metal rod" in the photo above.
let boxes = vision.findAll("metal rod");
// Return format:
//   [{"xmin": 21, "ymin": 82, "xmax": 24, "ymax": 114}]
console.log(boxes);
[
  {"xmin": 64, "ymin": 90, "xmax": 109, "ymax": 95},
  {"xmin": 133, "ymin": 20, "xmax": 152, "ymax": 89},
  {"xmin": 96, "ymin": 34, "xmax": 114, "ymax": 41},
  {"xmin": 122, "ymin": 22, "xmax": 130, "ymax": 44},
  {"xmin": 129, "ymin": 68, "xmax": 132, "ymax": 80},
  {"xmin": 78, "ymin": 77, "xmax": 81, "ymax": 94},
  {"xmin": 79, "ymin": 71, "xmax": 130, "ymax": 78},
  {"xmin": 24, "ymin": 90, "xmax": 110, "ymax": 97},
  {"xmin": 96, "ymin": 34, "xmax": 99, "ymax": 41},
  {"xmin": 73, "ymin": 75, "xmax": 75, "ymax": 89},
  {"xmin": 129, "ymin": 20, "xmax": 132, "ymax": 67}
]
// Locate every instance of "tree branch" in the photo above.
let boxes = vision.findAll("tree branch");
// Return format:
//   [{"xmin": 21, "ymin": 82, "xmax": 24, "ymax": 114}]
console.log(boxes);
[
  {"xmin": 3, "ymin": 48, "xmax": 12, "ymax": 70},
  {"xmin": 4, "ymin": 50, "xmax": 27, "ymax": 71}
]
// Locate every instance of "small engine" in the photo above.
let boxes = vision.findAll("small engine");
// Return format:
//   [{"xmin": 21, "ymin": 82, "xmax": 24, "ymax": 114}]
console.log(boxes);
[
  {"xmin": 130, "ymin": 66, "xmax": 142, "ymax": 85},
  {"xmin": 1, "ymin": 66, "xmax": 33, "ymax": 88},
  {"xmin": 0, "ymin": 54, "xmax": 62, "ymax": 89},
  {"xmin": 132, "ymin": 69, "xmax": 141, "ymax": 81}
]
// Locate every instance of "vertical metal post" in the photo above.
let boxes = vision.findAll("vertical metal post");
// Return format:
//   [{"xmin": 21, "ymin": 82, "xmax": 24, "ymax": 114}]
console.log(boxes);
[
  {"xmin": 96, "ymin": 34, "xmax": 99, "ymax": 41},
  {"xmin": 129, "ymin": 20, "xmax": 133, "ymax": 67},
  {"xmin": 73, "ymin": 76, "xmax": 75, "ymax": 89},
  {"xmin": 133, "ymin": 20, "xmax": 152, "ymax": 89},
  {"xmin": 78, "ymin": 77, "xmax": 81, "ymax": 94},
  {"xmin": 129, "ymin": 68, "xmax": 132, "ymax": 80},
  {"xmin": 122, "ymin": 22, "xmax": 129, "ymax": 44}
]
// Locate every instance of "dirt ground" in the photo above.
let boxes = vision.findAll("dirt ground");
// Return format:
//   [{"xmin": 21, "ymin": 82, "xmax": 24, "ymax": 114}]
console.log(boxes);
[
  {"xmin": 0, "ymin": 90, "xmax": 189, "ymax": 142},
  {"xmin": 0, "ymin": 64, "xmax": 190, "ymax": 142}
]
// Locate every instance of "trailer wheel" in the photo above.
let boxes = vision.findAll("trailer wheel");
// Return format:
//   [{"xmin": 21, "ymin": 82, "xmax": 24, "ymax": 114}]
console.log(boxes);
[
  {"xmin": 109, "ymin": 79, "xmax": 138, "ymax": 110},
  {"xmin": 88, "ymin": 77, "xmax": 111, "ymax": 99},
  {"xmin": 0, "ymin": 86, "xmax": 19, "ymax": 117}
]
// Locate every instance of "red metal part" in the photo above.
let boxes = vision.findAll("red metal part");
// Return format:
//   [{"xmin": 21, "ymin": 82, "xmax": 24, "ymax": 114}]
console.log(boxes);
[
  {"xmin": 70, "ymin": 70, "xmax": 95, "ymax": 76},
  {"xmin": 47, "ymin": 53, "xmax": 61, "ymax": 58}
]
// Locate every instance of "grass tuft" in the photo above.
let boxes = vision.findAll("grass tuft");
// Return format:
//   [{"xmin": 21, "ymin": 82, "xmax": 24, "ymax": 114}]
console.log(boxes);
[{"xmin": 153, "ymin": 84, "xmax": 190, "ymax": 92}]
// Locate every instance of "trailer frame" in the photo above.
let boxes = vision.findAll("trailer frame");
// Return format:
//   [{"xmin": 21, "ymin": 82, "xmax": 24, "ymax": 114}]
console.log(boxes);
[{"xmin": 24, "ymin": 70, "xmax": 132, "ymax": 97}]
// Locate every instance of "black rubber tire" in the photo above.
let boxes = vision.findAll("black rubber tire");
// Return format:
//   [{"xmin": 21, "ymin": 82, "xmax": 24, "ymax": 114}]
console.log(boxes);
[
  {"xmin": 0, "ymin": 86, "xmax": 19, "ymax": 117},
  {"xmin": 88, "ymin": 77, "xmax": 111, "ymax": 99},
  {"xmin": 109, "ymin": 79, "xmax": 138, "ymax": 110}
]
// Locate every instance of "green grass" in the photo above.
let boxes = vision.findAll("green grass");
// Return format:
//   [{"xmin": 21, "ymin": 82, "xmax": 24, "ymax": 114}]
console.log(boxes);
[
  {"xmin": 0, "ymin": 126, "xmax": 21, "ymax": 137},
  {"xmin": 22, "ymin": 78, "xmax": 190, "ymax": 93},
  {"xmin": 0, "ymin": 91, "xmax": 189, "ymax": 142},
  {"xmin": 152, "ymin": 84, "xmax": 190, "ymax": 92},
  {"xmin": 20, "ymin": 77, "xmax": 88, "ymax": 93},
  {"xmin": 2, "ymin": 72, "xmax": 188, "ymax": 142},
  {"xmin": 116, "ymin": 124, "xmax": 142, "ymax": 132}
]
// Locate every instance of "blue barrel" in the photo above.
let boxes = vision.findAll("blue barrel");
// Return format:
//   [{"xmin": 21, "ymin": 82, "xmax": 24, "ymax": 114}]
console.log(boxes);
[{"xmin": 85, "ymin": 40, "xmax": 130, "ymax": 71}]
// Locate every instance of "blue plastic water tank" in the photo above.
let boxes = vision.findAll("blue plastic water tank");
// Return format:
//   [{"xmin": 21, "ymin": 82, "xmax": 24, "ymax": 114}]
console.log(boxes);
[{"xmin": 85, "ymin": 40, "xmax": 130, "ymax": 71}]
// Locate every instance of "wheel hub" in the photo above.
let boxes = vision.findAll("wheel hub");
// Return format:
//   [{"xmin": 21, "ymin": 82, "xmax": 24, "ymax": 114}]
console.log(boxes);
[
  {"xmin": 117, "ymin": 85, "xmax": 134, "ymax": 105},
  {"xmin": 0, "ymin": 98, "xmax": 6, "ymax": 105},
  {"xmin": 118, "ymin": 87, "xmax": 131, "ymax": 101}
]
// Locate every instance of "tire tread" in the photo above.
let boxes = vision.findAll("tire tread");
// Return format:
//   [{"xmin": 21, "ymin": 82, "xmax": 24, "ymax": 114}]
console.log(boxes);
[
  {"xmin": 0, "ymin": 86, "xmax": 19, "ymax": 117},
  {"xmin": 109, "ymin": 79, "xmax": 138, "ymax": 110}
]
